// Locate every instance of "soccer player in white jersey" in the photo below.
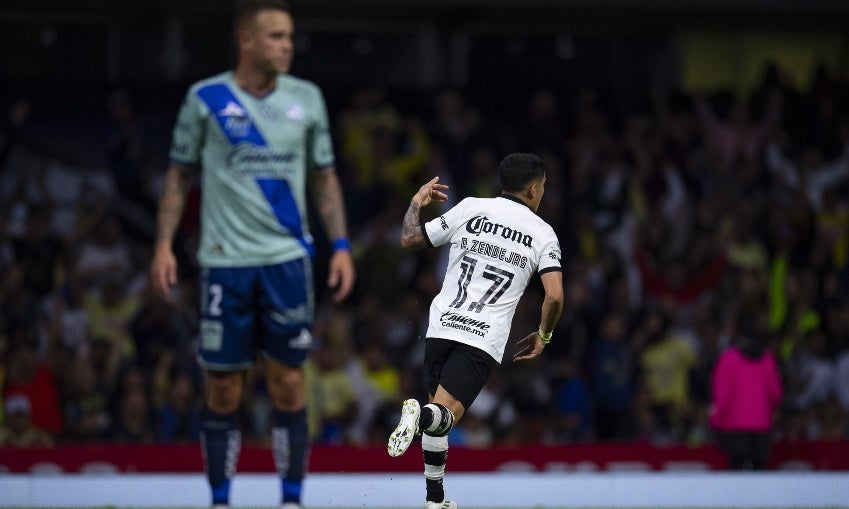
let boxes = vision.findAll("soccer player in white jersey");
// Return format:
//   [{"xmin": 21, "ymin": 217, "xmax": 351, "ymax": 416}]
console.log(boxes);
[
  {"xmin": 149, "ymin": 1, "xmax": 355, "ymax": 508},
  {"xmin": 388, "ymin": 153, "xmax": 564, "ymax": 509}
]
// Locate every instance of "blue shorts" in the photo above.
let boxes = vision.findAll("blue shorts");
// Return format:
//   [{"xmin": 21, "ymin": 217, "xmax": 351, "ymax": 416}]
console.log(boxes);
[{"xmin": 197, "ymin": 258, "xmax": 314, "ymax": 371}]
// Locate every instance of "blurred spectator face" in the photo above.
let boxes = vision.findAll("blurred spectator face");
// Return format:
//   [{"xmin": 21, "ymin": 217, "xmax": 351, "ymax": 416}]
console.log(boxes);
[
  {"xmin": 3, "ymin": 263, "xmax": 25, "ymax": 293},
  {"xmin": 601, "ymin": 313, "xmax": 626, "ymax": 342},
  {"xmin": 314, "ymin": 344, "xmax": 342, "ymax": 371},
  {"xmin": 90, "ymin": 338, "xmax": 111, "ymax": 368},
  {"xmin": 108, "ymin": 90, "xmax": 134, "ymax": 123},
  {"xmin": 566, "ymin": 280, "xmax": 588, "ymax": 307},
  {"xmin": 528, "ymin": 89, "xmax": 557, "ymax": 121},
  {"xmin": 169, "ymin": 373, "xmax": 195, "ymax": 409},
  {"xmin": 646, "ymin": 220, "xmax": 667, "ymax": 247},
  {"xmin": 607, "ymin": 277, "xmax": 630, "ymax": 312},
  {"xmin": 558, "ymin": 357, "xmax": 577, "ymax": 379},
  {"xmin": 64, "ymin": 275, "xmax": 86, "ymax": 307},
  {"xmin": 4, "ymin": 394, "xmax": 33, "ymax": 434},
  {"xmin": 350, "ymin": 86, "xmax": 383, "ymax": 111},
  {"xmin": 9, "ymin": 99, "xmax": 31, "ymax": 127},
  {"xmin": 807, "ymin": 331, "xmax": 827, "ymax": 358},
  {"xmin": 662, "ymin": 262, "xmax": 687, "ymax": 289},
  {"xmin": 641, "ymin": 310, "xmax": 669, "ymax": 345},
  {"xmin": 121, "ymin": 389, "xmax": 149, "ymax": 424},
  {"xmin": 72, "ymin": 359, "xmax": 97, "ymax": 395},
  {"xmin": 469, "ymin": 146, "xmax": 498, "ymax": 177},
  {"xmin": 740, "ymin": 270, "xmax": 763, "ymax": 295},
  {"xmin": 363, "ymin": 343, "xmax": 387, "ymax": 371},
  {"xmin": 799, "ymin": 147, "xmax": 824, "ymax": 172},
  {"xmin": 370, "ymin": 126, "xmax": 395, "ymax": 160},
  {"xmin": 25, "ymin": 207, "xmax": 50, "ymax": 241},
  {"xmin": 834, "ymin": 305, "xmax": 849, "ymax": 338},
  {"xmin": 399, "ymin": 292, "xmax": 423, "ymax": 320},
  {"xmin": 821, "ymin": 188, "xmax": 840, "ymax": 211},
  {"xmin": 7, "ymin": 342, "xmax": 38, "ymax": 383},
  {"xmin": 415, "ymin": 270, "xmax": 441, "ymax": 297},
  {"xmin": 121, "ymin": 367, "xmax": 147, "ymax": 394},
  {"xmin": 95, "ymin": 216, "xmax": 122, "ymax": 247},
  {"xmin": 100, "ymin": 277, "xmax": 127, "ymax": 307},
  {"xmin": 435, "ymin": 90, "xmax": 462, "ymax": 118},
  {"xmin": 799, "ymin": 269, "xmax": 819, "ymax": 303}
]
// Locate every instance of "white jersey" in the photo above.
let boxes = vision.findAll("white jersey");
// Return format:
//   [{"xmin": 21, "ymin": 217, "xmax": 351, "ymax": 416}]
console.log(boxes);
[{"xmin": 423, "ymin": 195, "xmax": 562, "ymax": 362}]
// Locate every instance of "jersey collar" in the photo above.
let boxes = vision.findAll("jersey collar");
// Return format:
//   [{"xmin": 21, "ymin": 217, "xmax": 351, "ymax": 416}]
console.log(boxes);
[{"xmin": 499, "ymin": 193, "xmax": 532, "ymax": 211}]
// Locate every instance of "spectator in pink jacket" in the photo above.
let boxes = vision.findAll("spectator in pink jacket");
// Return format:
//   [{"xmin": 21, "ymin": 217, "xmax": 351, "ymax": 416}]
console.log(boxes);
[{"xmin": 710, "ymin": 327, "xmax": 783, "ymax": 470}]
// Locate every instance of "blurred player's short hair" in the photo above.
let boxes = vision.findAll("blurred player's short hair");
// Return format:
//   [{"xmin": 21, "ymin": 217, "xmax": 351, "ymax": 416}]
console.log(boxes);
[
  {"xmin": 235, "ymin": 0, "xmax": 291, "ymax": 30},
  {"xmin": 499, "ymin": 153, "xmax": 547, "ymax": 193}
]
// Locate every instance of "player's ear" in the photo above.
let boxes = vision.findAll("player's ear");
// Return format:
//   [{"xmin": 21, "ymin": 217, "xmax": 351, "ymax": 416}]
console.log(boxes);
[
  {"xmin": 238, "ymin": 26, "xmax": 253, "ymax": 49},
  {"xmin": 236, "ymin": 17, "xmax": 255, "ymax": 49}
]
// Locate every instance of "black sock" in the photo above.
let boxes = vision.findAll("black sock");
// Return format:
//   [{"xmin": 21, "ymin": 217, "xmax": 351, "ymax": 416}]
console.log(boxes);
[
  {"xmin": 200, "ymin": 408, "xmax": 240, "ymax": 505},
  {"xmin": 426, "ymin": 478, "xmax": 445, "ymax": 503},
  {"xmin": 272, "ymin": 408, "xmax": 309, "ymax": 504},
  {"xmin": 422, "ymin": 433, "xmax": 449, "ymax": 503}
]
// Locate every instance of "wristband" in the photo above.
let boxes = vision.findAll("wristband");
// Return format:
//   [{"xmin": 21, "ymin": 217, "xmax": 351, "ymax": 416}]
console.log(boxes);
[
  {"xmin": 332, "ymin": 238, "xmax": 351, "ymax": 252},
  {"xmin": 538, "ymin": 328, "xmax": 552, "ymax": 344}
]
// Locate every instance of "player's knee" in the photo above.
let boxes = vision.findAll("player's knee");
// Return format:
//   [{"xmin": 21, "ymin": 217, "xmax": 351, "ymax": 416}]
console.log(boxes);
[
  {"xmin": 422, "ymin": 403, "xmax": 455, "ymax": 437},
  {"xmin": 206, "ymin": 371, "xmax": 244, "ymax": 413},
  {"xmin": 267, "ymin": 365, "xmax": 305, "ymax": 410}
]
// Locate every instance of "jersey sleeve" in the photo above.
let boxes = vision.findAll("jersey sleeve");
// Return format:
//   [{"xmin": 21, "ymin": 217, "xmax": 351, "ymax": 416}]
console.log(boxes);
[
  {"xmin": 537, "ymin": 226, "xmax": 562, "ymax": 274},
  {"xmin": 423, "ymin": 198, "xmax": 470, "ymax": 248},
  {"xmin": 169, "ymin": 87, "xmax": 206, "ymax": 165},
  {"xmin": 308, "ymin": 86, "xmax": 336, "ymax": 170}
]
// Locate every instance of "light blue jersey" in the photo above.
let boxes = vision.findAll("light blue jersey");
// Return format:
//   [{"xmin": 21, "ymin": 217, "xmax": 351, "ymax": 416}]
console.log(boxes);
[{"xmin": 170, "ymin": 71, "xmax": 335, "ymax": 267}]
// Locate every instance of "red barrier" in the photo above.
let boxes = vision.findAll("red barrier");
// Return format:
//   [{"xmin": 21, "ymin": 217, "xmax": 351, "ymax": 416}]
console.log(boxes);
[{"xmin": 1, "ymin": 441, "xmax": 848, "ymax": 473}]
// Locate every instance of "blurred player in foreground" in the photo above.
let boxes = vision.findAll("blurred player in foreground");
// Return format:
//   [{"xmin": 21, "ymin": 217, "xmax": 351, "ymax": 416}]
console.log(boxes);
[
  {"xmin": 388, "ymin": 153, "xmax": 564, "ymax": 509},
  {"xmin": 149, "ymin": 1, "xmax": 355, "ymax": 507}
]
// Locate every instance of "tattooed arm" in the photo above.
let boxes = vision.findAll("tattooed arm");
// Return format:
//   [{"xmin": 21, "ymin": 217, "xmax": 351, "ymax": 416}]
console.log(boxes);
[
  {"xmin": 150, "ymin": 162, "xmax": 195, "ymax": 301},
  {"xmin": 312, "ymin": 167, "xmax": 349, "ymax": 241},
  {"xmin": 312, "ymin": 167, "xmax": 356, "ymax": 302},
  {"xmin": 401, "ymin": 176, "xmax": 449, "ymax": 250}
]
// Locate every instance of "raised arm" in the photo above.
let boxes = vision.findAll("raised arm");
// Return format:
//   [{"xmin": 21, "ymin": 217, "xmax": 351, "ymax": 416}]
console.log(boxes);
[
  {"xmin": 401, "ymin": 176, "xmax": 449, "ymax": 250},
  {"xmin": 150, "ymin": 162, "xmax": 196, "ymax": 301},
  {"xmin": 311, "ymin": 167, "xmax": 356, "ymax": 303}
]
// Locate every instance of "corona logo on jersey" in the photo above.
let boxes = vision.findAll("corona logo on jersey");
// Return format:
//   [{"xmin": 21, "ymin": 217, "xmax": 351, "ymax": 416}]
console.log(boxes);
[{"xmin": 465, "ymin": 216, "xmax": 533, "ymax": 247}]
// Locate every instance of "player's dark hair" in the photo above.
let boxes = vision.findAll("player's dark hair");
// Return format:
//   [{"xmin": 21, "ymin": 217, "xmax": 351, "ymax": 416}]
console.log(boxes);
[
  {"xmin": 499, "ymin": 153, "xmax": 547, "ymax": 193},
  {"xmin": 235, "ymin": 0, "xmax": 290, "ymax": 31}
]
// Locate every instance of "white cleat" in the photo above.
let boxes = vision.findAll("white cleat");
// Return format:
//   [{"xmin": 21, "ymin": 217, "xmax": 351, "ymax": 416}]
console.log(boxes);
[
  {"xmin": 426, "ymin": 500, "xmax": 458, "ymax": 509},
  {"xmin": 280, "ymin": 504, "xmax": 302, "ymax": 509},
  {"xmin": 387, "ymin": 398, "xmax": 421, "ymax": 457}
]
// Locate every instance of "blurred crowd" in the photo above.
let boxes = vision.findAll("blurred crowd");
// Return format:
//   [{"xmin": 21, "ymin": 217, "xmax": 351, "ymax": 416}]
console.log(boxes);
[{"xmin": 1, "ymin": 62, "xmax": 849, "ymax": 449}]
